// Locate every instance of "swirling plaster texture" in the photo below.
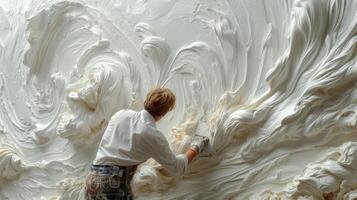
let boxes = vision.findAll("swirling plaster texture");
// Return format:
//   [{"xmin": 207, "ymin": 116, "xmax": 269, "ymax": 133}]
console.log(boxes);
[{"xmin": 0, "ymin": 0, "xmax": 356, "ymax": 199}]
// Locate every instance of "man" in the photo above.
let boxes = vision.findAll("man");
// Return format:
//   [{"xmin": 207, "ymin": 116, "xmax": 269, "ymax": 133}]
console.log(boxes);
[{"xmin": 85, "ymin": 88, "xmax": 209, "ymax": 200}]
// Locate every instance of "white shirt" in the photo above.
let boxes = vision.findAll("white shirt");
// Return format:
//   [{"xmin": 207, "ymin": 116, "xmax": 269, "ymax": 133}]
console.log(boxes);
[{"xmin": 94, "ymin": 109, "xmax": 188, "ymax": 176}]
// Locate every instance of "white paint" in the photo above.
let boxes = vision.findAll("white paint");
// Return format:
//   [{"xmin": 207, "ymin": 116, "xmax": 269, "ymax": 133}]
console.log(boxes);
[{"xmin": 0, "ymin": 0, "xmax": 356, "ymax": 199}]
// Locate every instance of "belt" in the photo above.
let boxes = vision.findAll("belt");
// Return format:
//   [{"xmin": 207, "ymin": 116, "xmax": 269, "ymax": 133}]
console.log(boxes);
[{"xmin": 91, "ymin": 165, "xmax": 137, "ymax": 177}]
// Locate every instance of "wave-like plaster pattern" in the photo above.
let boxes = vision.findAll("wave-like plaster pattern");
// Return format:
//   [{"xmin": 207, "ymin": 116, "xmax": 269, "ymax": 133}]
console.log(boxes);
[
  {"xmin": 0, "ymin": 0, "xmax": 356, "ymax": 199},
  {"xmin": 0, "ymin": 147, "xmax": 23, "ymax": 182},
  {"xmin": 261, "ymin": 142, "xmax": 357, "ymax": 199}
]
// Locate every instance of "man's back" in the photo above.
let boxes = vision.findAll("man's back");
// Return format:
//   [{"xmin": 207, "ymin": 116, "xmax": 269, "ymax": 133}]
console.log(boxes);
[{"xmin": 94, "ymin": 109, "xmax": 157, "ymax": 166}]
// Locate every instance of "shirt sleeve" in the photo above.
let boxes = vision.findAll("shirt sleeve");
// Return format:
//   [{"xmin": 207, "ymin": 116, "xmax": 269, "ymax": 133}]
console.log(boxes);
[{"xmin": 140, "ymin": 130, "xmax": 188, "ymax": 177}]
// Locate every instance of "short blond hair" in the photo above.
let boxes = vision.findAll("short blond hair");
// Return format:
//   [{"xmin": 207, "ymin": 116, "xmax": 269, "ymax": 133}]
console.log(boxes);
[{"xmin": 144, "ymin": 88, "xmax": 176, "ymax": 117}]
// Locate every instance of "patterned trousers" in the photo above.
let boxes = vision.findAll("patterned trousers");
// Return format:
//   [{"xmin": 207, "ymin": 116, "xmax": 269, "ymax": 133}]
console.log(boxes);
[{"xmin": 85, "ymin": 165, "xmax": 137, "ymax": 200}]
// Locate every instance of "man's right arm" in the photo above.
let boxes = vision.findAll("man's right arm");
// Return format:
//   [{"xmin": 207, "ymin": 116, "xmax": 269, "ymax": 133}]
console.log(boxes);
[
  {"xmin": 137, "ymin": 130, "xmax": 188, "ymax": 177},
  {"xmin": 137, "ymin": 130, "xmax": 209, "ymax": 176}
]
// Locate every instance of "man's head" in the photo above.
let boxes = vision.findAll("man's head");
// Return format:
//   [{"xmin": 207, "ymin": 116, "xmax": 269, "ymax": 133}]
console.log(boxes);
[{"xmin": 144, "ymin": 88, "xmax": 176, "ymax": 121}]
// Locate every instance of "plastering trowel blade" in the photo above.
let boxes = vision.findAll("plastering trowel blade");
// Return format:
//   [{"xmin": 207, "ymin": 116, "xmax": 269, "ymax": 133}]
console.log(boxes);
[{"xmin": 195, "ymin": 121, "xmax": 210, "ymax": 137}]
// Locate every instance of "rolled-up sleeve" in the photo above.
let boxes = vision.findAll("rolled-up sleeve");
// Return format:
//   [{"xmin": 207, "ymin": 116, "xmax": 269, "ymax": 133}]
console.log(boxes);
[{"xmin": 140, "ymin": 130, "xmax": 188, "ymax": 177}]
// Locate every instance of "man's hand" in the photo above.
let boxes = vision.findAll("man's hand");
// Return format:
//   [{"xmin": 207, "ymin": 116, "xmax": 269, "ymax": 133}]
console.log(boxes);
[
  {"xmin": 186, "ymin": 135, "xmax": 212, "ymax": 163},
  {"xmin": 190, "ymin": 135, "xmax": 209, "ymax": 154}
]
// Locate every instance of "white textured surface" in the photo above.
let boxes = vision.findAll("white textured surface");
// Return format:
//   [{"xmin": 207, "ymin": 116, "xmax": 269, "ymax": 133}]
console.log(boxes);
[{"xmin": 0, "ymin": 0, "xmax": 356, "ymax": 199}]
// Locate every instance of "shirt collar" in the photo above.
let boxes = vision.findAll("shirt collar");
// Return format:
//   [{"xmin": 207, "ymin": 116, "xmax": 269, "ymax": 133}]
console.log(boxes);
[{"xmin": 141, "ymin": 109, "xmax": 156, "ymax": 125}]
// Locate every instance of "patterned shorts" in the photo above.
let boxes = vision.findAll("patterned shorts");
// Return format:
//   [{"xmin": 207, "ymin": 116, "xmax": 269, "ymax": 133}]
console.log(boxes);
[{"xmin": 85, "ymin": 165, "xmax": 137, "ymax": 200}]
